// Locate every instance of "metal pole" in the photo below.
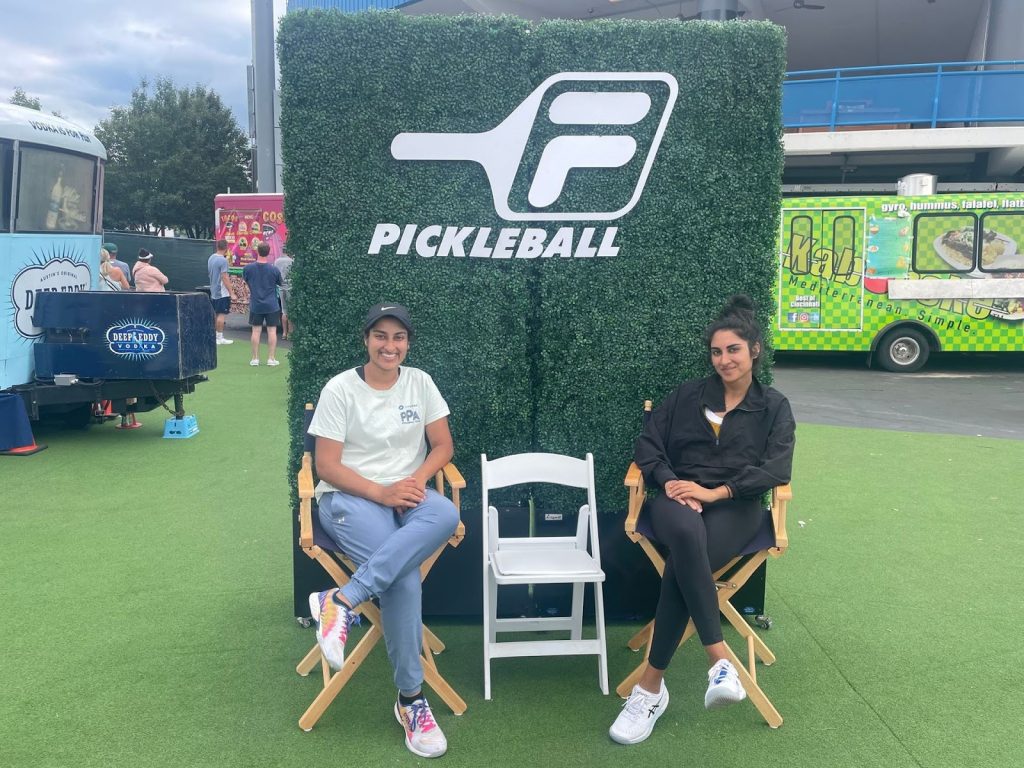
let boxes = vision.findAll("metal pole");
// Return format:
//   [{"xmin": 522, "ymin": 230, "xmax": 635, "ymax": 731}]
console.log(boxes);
[
  {"xmin": 829, "ymin": 70, "xmax": 841, "ymax": 130},
  {"xmin": 251, "ymin": 0, "xmax": 278, "ymax": 193},
  {"xmin": 931, "ymin": 63, "xmax": 943, "ymax": 128}
]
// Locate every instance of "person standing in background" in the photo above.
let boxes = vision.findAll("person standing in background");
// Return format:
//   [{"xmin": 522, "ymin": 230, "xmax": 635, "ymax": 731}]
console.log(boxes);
[
  {"xmin": 275, "ymin": 251, "xmax": 294, "ymax": 341},
  {"xmin": 99, "ymin": 248, "xmax": 129, "ymax": 291},
  {"xmin": 208, "ymin": 239, "xmax": 236, "ymax": 345},
  {"xmin": 104, "ymin": 243, "xmax": 132, "ymax": 287},
  {"xmin": 133, "ymin": 249, "xmax": 168, "ymax": 292},
  {"xmin": 242, "ymin": 242, "xmax": 282, "ymax": 367}
]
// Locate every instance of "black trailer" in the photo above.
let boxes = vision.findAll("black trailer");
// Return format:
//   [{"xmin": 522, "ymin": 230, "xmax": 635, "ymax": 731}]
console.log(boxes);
[{"xmin": 10, "ymin": 291, "xmax": 216, "ymax": 427}]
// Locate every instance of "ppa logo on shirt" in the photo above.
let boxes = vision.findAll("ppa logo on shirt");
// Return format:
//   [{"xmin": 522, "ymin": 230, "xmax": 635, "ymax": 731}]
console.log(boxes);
[{"xmin": 398, "ymin": 405, "xmax": 422, "ymax": 425}]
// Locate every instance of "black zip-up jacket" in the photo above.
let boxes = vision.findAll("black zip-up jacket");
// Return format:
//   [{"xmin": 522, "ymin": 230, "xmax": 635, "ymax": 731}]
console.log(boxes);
[{"xmin": 635, "ymin": 374, "xmax": 796, "ymax": 500}]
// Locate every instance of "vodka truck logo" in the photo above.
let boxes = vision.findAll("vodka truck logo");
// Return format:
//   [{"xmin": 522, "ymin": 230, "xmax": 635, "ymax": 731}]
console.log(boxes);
[
  {"xmin": 106, "ymin": 320, "xmax": 166, "ymax": 359},
  {"xmin": 391, "ymin": 72, "xmax": 677, "ymax": 221},
  {"xmin": 11, "ymin": 256, "xmax": 92, "ymax": 339}
]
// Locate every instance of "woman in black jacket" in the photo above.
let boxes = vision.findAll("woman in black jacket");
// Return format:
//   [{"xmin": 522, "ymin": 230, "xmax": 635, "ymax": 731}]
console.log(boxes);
[{"xmin": 610, "ymin": 295, "xmax": 796, "ymax": 745}]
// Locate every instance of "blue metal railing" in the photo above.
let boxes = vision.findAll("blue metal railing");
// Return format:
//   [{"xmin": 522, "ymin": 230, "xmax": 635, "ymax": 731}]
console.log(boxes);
[
  {"xmin": 286, "ymin": 0, "xmax": 411, "ymax": 11},
  {"xmin": 783, "ymin": 60, "xmax": 1024, "ymax": 130}
]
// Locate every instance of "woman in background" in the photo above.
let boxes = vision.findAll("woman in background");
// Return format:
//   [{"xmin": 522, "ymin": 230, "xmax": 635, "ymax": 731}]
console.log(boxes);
[
  {"xmin": 99, "ymin": 248, "xmax": 129, "ymax": 291},
  {"xmin": 133, "ymin": 249, "xmax": 168, "ymax": 292}
]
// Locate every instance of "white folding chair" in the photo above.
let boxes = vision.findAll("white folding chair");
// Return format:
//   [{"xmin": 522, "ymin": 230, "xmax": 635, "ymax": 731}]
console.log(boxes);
[{"xmin": 481, "ymin": 452, "xmax": 608, "ymax": 700}]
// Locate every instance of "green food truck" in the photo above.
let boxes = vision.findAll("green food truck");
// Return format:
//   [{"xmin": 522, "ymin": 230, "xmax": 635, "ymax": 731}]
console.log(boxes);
[{"xmin": 777, "ymin": 192, "xmax": 1024, "ymax": 371}]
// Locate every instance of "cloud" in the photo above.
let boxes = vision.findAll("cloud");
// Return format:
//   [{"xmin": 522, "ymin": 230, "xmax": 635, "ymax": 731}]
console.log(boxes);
[{"xmin": 0, "ymin": 0, "xmax": 256, "ymax": 130}]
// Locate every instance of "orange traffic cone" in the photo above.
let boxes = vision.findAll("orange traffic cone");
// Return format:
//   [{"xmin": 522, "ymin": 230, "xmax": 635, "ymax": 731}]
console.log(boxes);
[
  {"xmin": 0, "ymin": 440, "xmax": 47, "ymax": 456},
  {"xmin": 0, "ymin": 393, "xmax": 47, "ymax": 456}
]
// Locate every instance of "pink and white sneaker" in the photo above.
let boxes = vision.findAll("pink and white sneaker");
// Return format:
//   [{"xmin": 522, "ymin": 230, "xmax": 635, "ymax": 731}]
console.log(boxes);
[
  {"xmin": 395, "ymin": 697, "xmax": 447, "ymax": 758},
  {"xmin": 308, "ymin": 589, "xmax": 352, "ymax": 670}
]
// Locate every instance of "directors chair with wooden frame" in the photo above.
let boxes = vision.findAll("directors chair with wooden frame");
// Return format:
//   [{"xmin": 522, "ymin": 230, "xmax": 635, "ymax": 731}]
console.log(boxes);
[
  {"xmin": 295, "ymin": 403, "xmax": 468, "ymax": 731},
  {"xmin": 619, "ymin": 400, "xmax": 793, "ymax": 729}
]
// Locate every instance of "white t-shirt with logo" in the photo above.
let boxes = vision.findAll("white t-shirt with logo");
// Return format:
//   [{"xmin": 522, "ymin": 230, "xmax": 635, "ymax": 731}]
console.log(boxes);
[{"xmin": 308, "ymin": 366, "xmax": 450, "ymax": 499}]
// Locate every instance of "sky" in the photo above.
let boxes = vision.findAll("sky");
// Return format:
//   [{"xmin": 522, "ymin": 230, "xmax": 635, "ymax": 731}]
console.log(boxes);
[{"xmin": 0, "ymin": 0, "xmax": 287, "ymax": 132}]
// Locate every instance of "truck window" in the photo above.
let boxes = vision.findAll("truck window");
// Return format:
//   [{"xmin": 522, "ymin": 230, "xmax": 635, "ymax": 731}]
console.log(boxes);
[
  {"xmin": 14, "ymin": 146, "xmax": 96, "ymax": 234},
  {"xmin": 912, "ymin": 212, "xmax": 977, "ymax": 274},
  {"xmin": 787, "ymin": 214, "xmax": 814, "ymax": 275},
  {"xmin": 978, "ymin": 212, "xmax": 1024, "ymax": 273},
  {"xmin": 832, "ymin": 215, "xmax": 857, "ymax": 277}
]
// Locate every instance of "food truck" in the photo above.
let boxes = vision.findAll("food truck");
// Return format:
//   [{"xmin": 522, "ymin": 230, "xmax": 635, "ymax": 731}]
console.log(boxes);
[
  {"xmin": 0, "ymin": 103, "xmax": 214, "ymax": 433},
  {"xmin": 213, "ymin": 192, "xmax": 288, "ymax": 271},
  {"xmin": 777, "ymin": 192, "xmax": 1024, "ymax": 371}
]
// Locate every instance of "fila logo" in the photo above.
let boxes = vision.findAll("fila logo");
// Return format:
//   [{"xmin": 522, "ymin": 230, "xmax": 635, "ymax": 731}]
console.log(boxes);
[{"xmin": 391, "ymin": 72, "xmax": 678, "ymax": 221}]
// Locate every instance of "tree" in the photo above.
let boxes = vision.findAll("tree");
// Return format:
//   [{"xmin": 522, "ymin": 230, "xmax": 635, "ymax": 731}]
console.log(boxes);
[
  {"xmin": 10, "ymin": 87, "xmax": 42, "ymax": 111},
  {"xmin": 9, "ymin": 87, "xmax": 65, "ymax": 117},
  {"xmin": 95, "ymin": 77, "xmax": 252, "ymax": 238}
]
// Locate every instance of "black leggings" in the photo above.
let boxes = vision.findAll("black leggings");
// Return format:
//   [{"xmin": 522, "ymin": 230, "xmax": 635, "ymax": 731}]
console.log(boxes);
[{"xmin": 647, "ymin": 494, "xmax": 762, "ymax": 670}]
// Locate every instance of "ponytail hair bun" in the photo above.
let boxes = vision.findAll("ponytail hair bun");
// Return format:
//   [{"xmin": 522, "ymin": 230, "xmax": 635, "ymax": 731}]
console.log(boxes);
[{"xmin": 718, "ymin": 294, "xmax": 755, "ymax": 320}]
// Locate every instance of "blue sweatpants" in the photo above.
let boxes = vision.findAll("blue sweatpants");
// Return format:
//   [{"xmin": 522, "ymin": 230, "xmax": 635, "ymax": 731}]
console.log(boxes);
[{"xmin": 318, "ymin": 488, "xmax": 459, "ymax": 694}]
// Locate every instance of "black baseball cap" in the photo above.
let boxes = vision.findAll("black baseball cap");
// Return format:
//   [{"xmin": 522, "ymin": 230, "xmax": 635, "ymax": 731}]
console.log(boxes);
[{"xmin": 363, "ymin": 303, "xmax": 413, "ymax": 335}]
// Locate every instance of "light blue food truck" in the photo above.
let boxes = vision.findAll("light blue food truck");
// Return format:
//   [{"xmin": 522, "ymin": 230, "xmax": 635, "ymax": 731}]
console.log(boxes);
[{"xmin": 0, "ymin": 103, "xmax": 213, "ymax": 434}]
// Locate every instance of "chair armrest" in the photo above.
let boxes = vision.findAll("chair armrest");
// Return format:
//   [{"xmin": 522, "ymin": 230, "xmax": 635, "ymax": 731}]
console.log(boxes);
[
  {"xmin": 624, "ymin": 462, "xmax": 646, "ymax": 541},
  {"xmin": 624, "ymin": 462, "xmax": 643, "ymax": 489},
  {"xmin": 770, "ymin": 483, "xmax": 792, "ymax": 553},
  {"xmin": 434, "ymin": 463, "xmax": 466, "ymax": 547},
  {"xmin": 449, "ymin": 520, "xmax": 466, "ymax": 548},
  {"xmin": 298, "ymin": 454, "xmax": 315, "ymax": 549},
  {"xmin": 434, "ymin": 462, "xmax": 465, "ymax": 512},
  {"xmin": 441, "ymin": 462, "xmax": 466, "ymax": 490}
]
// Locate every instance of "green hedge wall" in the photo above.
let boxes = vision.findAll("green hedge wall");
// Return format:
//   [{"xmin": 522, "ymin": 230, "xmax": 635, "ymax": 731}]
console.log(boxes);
[
  {"xmin": 528, "ymin": 20, "xmax": 786, "ymax": 507},
  {"xmin": 280, "ymin": 12, "xmax": 536, "ymax": 512},
  {"xmin": 279, "ymin": 11, "xmax": 785, "ymax": 516}
]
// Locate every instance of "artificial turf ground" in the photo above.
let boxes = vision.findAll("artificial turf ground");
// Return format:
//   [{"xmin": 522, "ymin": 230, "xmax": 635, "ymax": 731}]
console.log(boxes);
[{"xmin": 2, "ymin": 339, "xmax": 1021, "ymax": 768}]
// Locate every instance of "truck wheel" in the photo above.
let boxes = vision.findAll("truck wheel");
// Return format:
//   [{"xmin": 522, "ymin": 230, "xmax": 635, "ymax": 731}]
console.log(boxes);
[{"xmin": 876, "ymin": 327, "xmax": 929, "ymax": 372}]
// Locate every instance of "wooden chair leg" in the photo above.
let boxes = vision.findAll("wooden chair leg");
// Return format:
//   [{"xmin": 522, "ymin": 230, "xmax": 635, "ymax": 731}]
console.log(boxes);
[
  {"xmin": 422, "ymin": 658, "xmax": 468, "ymax": 715},
  {"xmin": 298, "ymin": 625, "xmax": 383, "ymax": 731},
  {"xmin": 296, "ymin": 644, "xmax": 322, "ymax": 676},
  {"xmin": 722, "ymin": 643, "xmax": 782, "ymax": 729},
  {"xmin": 720, "ymin": 601, "xmax": 775, "ymax": 665},
  {"xmin": 421, "ymin": 638, "xmax": 439, "ymax": 674},
  {"xmin": 627, "ymin": 620, "xmax": 652, "ymax": 652},
  {"xmin": 423, "ymin": 625, "xmax": 446, "ymax": 655},
  {"xmin": 616, "ymin": 631, "xmax": 654, "ymax": 698}
]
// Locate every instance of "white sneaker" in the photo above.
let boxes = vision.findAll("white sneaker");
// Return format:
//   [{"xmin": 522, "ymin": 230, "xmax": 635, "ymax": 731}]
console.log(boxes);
[
  {"xmin": 308, "ymin": 590, "xmax": 352, "ymax": 671},
  {"xmin": 216, "ymin": 337, "xmax": 234, "ymax": 345},
  {"xmin": 705, "ymin": 659, "xmax": 746, "ymax": 709},
  {"xmin": 249, "ymin": 359, "xmax": 260, "ymax": 366},
  {"xmin": 609, "ymin": 682, "xmax": 669, "ymax": 745},
  {"xmin": 395, "ymin": 697, "xmax": 447, "ymax": 758},
  {"xmin": 266, "ymin": 358, "xmax": 280, "ymax": 367}
]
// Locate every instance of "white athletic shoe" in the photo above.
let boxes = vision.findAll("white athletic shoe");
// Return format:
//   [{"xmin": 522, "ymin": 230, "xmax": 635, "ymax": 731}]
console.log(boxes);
[
  {"xmin": 704, "ymin": 659, "xmax": 746, "ymax": 709},
  {"xmin": 249, "ymin": 359, "xmax": 260, "ymax": 366},
  {"xmin": 308, "ymin": 589, "xmax": 352, "ymax": 671},
  {"xmin": 216, "ymin": 337, "xmax": 234, "ymax": 345},
  {"xmin": 395, "ymin": 697, "xmax": 447, "ymax": 758},
  {"xmin": 609, "ymin": 682, "xmax": 669, "ymax": 745},
  {"xmin": 266, "ymin": 358, "xmax": 280, "ymax": 367}
]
